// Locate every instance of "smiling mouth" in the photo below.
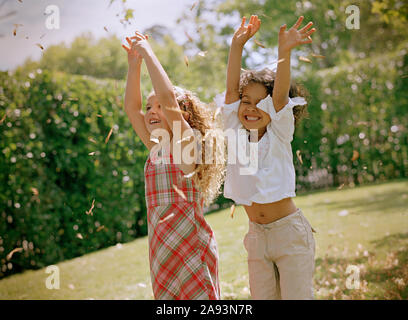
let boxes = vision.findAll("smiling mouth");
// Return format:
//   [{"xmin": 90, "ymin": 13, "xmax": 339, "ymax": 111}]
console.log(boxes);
[
  {"xmin": 149, "ymin": 119, "xmax": 161, "ymax": 124},
  {"xmin": 244, "ymin": 115, "xmax": 261, "ymax": 122}
]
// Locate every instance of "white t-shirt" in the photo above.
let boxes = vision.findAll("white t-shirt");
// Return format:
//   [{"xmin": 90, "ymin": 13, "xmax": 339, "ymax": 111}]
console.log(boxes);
[{"xmin": 215, "ymin": 93, "xmax": 307, "ymax": 206}]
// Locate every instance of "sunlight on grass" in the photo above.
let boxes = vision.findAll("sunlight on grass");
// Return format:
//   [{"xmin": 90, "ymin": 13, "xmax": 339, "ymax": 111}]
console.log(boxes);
[{"xmin": 0, "ymin": 180, "xmax": 407, "ymax": 299}]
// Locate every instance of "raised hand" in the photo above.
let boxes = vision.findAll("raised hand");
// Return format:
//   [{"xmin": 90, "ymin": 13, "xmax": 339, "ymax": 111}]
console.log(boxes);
[
  {"xmin": 122, "ymin": 32, "xmax": 149, "ymax": 66},
  {"xmin": 232, "ymin": 15, "xmax": 261, "ymax": 47},
  {"xmin": 278, "ymin": 16, "xmax": 316, "ymax": 54}
]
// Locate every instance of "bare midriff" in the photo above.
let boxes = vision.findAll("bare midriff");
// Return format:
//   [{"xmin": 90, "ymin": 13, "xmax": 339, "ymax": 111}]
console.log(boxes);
[{"xmin": 244, "ymin": 197, "xmax": 297, "ymax": 224}]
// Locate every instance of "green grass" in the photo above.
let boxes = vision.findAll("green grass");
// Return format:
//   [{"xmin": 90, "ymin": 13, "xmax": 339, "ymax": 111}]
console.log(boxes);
[{"xmin": 1, "ymin": 180, "xmax": 407, "ymax": 299}]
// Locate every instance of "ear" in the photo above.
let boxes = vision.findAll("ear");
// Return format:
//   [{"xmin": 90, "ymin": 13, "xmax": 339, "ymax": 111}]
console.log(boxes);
[{"xmin": 182, "ymin": 111, "xmax": 190, "ymax": 121}]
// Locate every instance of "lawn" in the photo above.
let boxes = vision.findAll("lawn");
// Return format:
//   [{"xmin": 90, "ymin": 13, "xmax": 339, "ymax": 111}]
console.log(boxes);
[{"xmin": 0, "ymin": 180, "xmax": 407, "ymax": 300}]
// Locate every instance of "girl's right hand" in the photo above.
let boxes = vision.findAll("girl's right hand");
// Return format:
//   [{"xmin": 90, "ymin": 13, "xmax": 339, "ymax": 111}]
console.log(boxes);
[
  {"xmin": 232, "ymin": 15, "xmax": 261, "ymax": 47},
  {"xmin": 122, "ymin": 32, "xmax": 149, "ymax": 66}
]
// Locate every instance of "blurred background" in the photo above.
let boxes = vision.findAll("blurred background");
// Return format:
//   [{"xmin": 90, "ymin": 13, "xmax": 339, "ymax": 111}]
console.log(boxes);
[{"xmin": 0, "ymin": 0, "xmax": 407, "ymax": 299}]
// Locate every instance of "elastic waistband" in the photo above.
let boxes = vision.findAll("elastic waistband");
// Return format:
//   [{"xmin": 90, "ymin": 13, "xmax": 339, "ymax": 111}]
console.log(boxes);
[{"xmin": 249, "ymin": 208, "xmax": 303, "ymax": 231}]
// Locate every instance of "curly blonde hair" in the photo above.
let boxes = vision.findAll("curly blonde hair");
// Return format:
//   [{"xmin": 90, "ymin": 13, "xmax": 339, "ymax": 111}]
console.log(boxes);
[
  {"xmin": 174, "ymin": 88, "xmax": 225, "ymax": 207},
  {"xmin": 239, "ymin": 68, "xmax": 309, "ymax": 126}
]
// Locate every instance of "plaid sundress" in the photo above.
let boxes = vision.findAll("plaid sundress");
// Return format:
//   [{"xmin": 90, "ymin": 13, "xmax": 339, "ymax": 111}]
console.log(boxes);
[{"xmin": 144, "ymin": 148, "xmax": 220, "ymax": 300}]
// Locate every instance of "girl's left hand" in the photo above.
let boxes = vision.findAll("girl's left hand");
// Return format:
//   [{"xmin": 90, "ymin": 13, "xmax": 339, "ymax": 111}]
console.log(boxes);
[{"xmin": 278, "ymin": 16, "xmax": 316, "ymax": 54}]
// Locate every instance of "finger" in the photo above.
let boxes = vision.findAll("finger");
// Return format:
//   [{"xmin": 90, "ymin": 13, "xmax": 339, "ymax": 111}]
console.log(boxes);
[
  {"xmin": 131, "ymin": 34, "xmax": 144, "ymax": 41},
  {"xmin": 249, "ymin": 15, "xmax": 255, "ymax": 26},
  {"xmin": 301, "ymin": 36, "xmax": 313, "ymax": 44},
  {"xmin": 299, "ymin": 21, "xmax": 313, "ymax": 33},
  {"xmin": 240, "ymin": 16, "xmax": 246, "ymax": 28},
  {"xmin": 302, "ymin": 28, "xmax": 316, "ymax": 38},
  {"xmin": 135, "ymin": 31, "xmax": 145, "ymax": 39},
  {"xmin": 145, "ymin": 34, "xmax": 149, "ymax": 40},
  {"xmin": 279, "ymin": 24, "xmax": 287, "ymax": 34},
  {"xmin": 122, "ymin": 44, "xmax": 130, "ymax": 52},
  {"xmin": 126, "ymin": 37, "xmax": 132, "ymax": 46},
  {"xmin": 246, "ymin": 24, "xmax": 253, "ymax": 35},
  {"xmin": 292, "ymin": 16, "xmax": 304, "ymax": 29}
]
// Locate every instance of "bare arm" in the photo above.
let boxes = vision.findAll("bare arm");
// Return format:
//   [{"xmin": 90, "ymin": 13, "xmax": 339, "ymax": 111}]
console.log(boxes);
[
  {"xmin": 225, "ymin": 15, "xmax": 261, "ymax": 104},
  {"xmin": 273, "ymin": 16, "xmax": 316, "ymax": 111},
  {"xmin": 122, "ymin": 37, "xmax": 155, "ymax": 150}
]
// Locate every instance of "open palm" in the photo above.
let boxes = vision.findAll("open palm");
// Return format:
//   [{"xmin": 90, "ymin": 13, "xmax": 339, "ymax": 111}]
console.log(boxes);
[
  {"xmin": 233, "ymin": 15, "xmax": 261, "ymax": 47},
  {"xmin": 122, "ymin": 33, "xmax": 149, "ymax": 65},
  {"xmin": 278, "ymin": 16, "xmax": 316, "ymax": 53}
]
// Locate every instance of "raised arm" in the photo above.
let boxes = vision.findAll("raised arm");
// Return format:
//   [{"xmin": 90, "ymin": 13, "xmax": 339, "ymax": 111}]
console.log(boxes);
[
  {"xmin": 273, "ymin": 16, "xmax": 315, "ymax": 111},
  {"xmin": 122, "ymin": 36, "xmax": 155, "ymax": 150},
  {"xmin": 225, "ymin": 15, "xmax": 261, "ymax": 104}
]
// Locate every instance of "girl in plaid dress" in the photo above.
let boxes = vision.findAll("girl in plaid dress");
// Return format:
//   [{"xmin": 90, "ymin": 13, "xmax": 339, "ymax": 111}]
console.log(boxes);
[{"xmin": 122, "ymin": 32, "xmax": 224, "ymax": 299}]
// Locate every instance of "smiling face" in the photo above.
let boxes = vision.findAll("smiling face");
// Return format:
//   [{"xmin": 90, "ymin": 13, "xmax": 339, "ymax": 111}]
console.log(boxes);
[
  {"xmin": 144, "ymin": 93, "xmax": 171, "ymax": 134},
  {"xmin": 238, "ymin": 82, "xmax": 271, "ymax": 134}
]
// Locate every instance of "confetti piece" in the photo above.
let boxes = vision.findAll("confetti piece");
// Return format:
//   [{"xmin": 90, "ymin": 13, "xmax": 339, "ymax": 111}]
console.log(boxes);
[
  {"xmin": 40, "ymin": 34, "xmax": 46, "ymax": 39},
  {"xmin": 150, "ymin": 137, "xmax": 160, "ymax": 144},
  {"xmin": 0, "ymin": 113, "xmax": 7, "ymax": 124},
  {"xmin": 197, "ymin": 51, "xmax": 207, "ymax": 57},
  {"xmin": 173, "ymin": 184, "xmax": 187, "ymax": 200},
  {"xmin": 311, "ymin": 227, "xmax": 317, "ymax": 233},
  {"xmin": 184, "ymin": 31, "xmax": 193, "ymax": 42},
  {"xmin": 338, "ymin": 209, "xmax": 349, "ymax": 217},
  {"xmin": 96, "ymin": 225, "xmax": 105, "ymax": 232},
  {"xmin": 116, "ymin": 243, "xmax": 123, "ymax": 249},
  {"xmin": 88, "ymin": 151, "xmax": 96, "ymax": 156},
  {"xmin": 68, "ymin": 284, "xmax": 75, "ymax": 290},
  {"xmin": 337, "ymin": 183, "xmax": 345, "ymax": 190},
  {"xmin": 13, "ymin": 24, "xmax": 23, "ymax": 36},
  {"xmin": 351, "ymin": 150, "xmax": 359, "ymax": 161},
  {"xmin": 76, "ymin": 233, "xmax": 83, "ymax": 240},
  {"xmin": 190, "ymin": 1, "xmax": 197, "ymax": 10},
  {"xmin": 105, "ymin": 127, "xmax": 113, "ymax": 144},
  {"xmin": 184, "ymin": 55, "xmax": 189, "ymax": 67},
  {"xmin": 230, "ymin": 204, "xmax": 235, "ymax": 218},
  {"xmin": 104, "ymin": 26, "xmax": 108, "ymax": 32},
  {"xmin": 175, "ymin": 135, "xmax": 194, "ymax": 144},
  {"xmin": 254, "ymin": 39, "xmax": 265, "ymax": 48},
  {"xmin": 96, "ymin": 114, "xmax": 102, "ymax": 117},
  {"xmin": 311, "ymin": 53, "xmax": 326, "ymax": 59},
  {"xmin": 296, "ymin": 150, "xmax": 303, "ymax": 164},
  {"xmin": 213, "ymin": 107, "xmax": 221, "ymax": 120},
  {"xmin": 86, "ymin": 199, "xmax": 95, "ymax": 216},
  {"xmin": 30, "ymin": 187, "xmax": 39, "ymax": 196},
  {"xmin": 183, "ymin": 171, "xmax": 196, "ymax": 179},
  {"xmin": 299, "ymin": 56, "xmax": 312, "ymax": 63},
  {"xmin": 35, "ymin": 43, "xmax": 44, "ymax": 50},
  {"xmin": 6, "ymin": 248, "xmax": 23, "ymax": 261},
  {"xmin": 88, "ymin": 137, "xmax": 97, "ymax": 144},
  {"xmin": 356, "ymin": 121, "xmax": 368, "ymax": 125},
  {"xmin": 158, "ymin": 213, "xmax": 175, "ymax": 224}
]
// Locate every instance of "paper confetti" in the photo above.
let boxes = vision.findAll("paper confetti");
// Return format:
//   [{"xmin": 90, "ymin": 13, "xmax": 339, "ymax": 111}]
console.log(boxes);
[
  {"xmin": 311, "ymin": 53, "xmax": 325, "ymax": 59},
  {"xmin": 158, "ymin": 213, "xmax": 175, "ymax": 224},
  {"xmin": 296, "ymin": 150, "xmax": 303, "ymax": 164},
  {"xmin": 254, "ymin": 39, "xmax": 265, "ymax": 48},
  {"xmin": 299, "ymin": 56, "xmax": 312, "ymax": 63},
  {"xmin": 105, "ymin": 127, "xmax": 113, "ymax": 144},
  {"xmin": 351, "ymin": 150, "xmax": 359, "ymax": 161},
  {"xmin": 86, "ymin": 199, "xmax": 95, "ymax": 216},
  {"xmin": 173, "ymin": 185, "xmax": 187, "ymax": 200},
  {"xmin": 6, "ymin": 248, "xmax": 23, "ymax": 261},
  {"xmin": 230, "ymin": 204, "xmax": 235, "ymax": 218},
  {"xmin": 35, "ymin": 43, "xmax": 44, "ymax": 50},
  {"xmin": 184, "ymin": 55, "xmax": 189, "ymax": 67}
]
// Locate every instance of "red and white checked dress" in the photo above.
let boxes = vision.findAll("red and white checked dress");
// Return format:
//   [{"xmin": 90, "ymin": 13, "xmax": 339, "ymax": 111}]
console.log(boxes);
[{"xmin": 144, "ymin": 148, "xmax": 220, "ymax": 300}]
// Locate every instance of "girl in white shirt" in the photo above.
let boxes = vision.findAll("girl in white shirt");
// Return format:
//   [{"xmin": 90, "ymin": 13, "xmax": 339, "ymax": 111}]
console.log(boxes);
[{"xmin": 218, "ymin": 15, "xmax": 317, "ymax": 299}]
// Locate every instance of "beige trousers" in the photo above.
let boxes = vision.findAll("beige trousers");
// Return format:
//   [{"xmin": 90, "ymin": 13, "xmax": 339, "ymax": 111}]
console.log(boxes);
[{"xmin": 243, "ymin": 208, "xmax": 316, "ymax": 300}]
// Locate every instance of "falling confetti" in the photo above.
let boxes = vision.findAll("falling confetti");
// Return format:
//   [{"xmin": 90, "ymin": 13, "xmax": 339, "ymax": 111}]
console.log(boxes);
[
  {"xmin": 337, "ymin": 183, "xmax": 345, "ymax": 190},
  {"xmin": 213, "ymin": 107, "xmax": 221, "ymax": 120},
  {"xmin": 254, "ymin": 39, "xmax": 265, "ymax": 48},
  {"xmin": 311, "ymin": 53, "xmax": 325, "ymax": 59},
  {"xmin": 30, "ymin": 187, "xmax": 39, "ymax": 196},
  {"xmin": 86, "ymin": 199, "xmax": 95, "ymax": 216},
  {"xmin": 296, "ymin": 150, "xmax": 303, "ymax": 164},
  {"xmin": 158, "ymin": 213, "xmax": 175, "ymax": 224},
  {"xmin": 230, "ymin": 204, "xmax": 235, "ymax": 218},
  {"xmin": 299, "ymin": 56, "xmax": 312, "ymax": 63},
  {"xmin": 173, "ymin": 185, "xmax": 187, "ymax": 200},
  {"xmin": 351, "ymin": 150, "xmax": 359, "ymax": 161},
  {"xmin": 96, "ymin": 114, "xmax": 102, "ymax": 117},
  {"xmin": 190, "ymin": 1, "xmax": 198, "ymax": 10},
  {"xmin": 0, "ymin": 112, "xmax": 7, "ymax": 124},
  {"xmin": 184, "ymin": 55, "xmax": 189, "ymax": 67},
  {"xmin": 76, "ymin": 233, "xmax": 83, "ymax": 240},
  {"xmin": 6, "ymin": 248, "xmax": 23, "ymax": 261},
  {"xmin": 104, "ymin": 26, "xmax": 108, "ymax": 32},
  {"xmin": 311, "ymin": 227, "xmax": 317, "ymax": 233},
  {"xmin": 35, "ymin": 43, "xmax": 44, "ymax": 50},
  {"xmin": 96, "ymin": 225, "xmax": 105, "ymax": 232},
  {"xmin": 197, "ymin": 51, "xmax": 207, "ymax": 57},
  {"xmin": 184, "ymin": 31, "xmax": 193, "ymax": 42},
  {"xmin": 105, "ymin": 127, "xmax": 113, "ymax": 144},
  {"xmin": 338, "ymin": 209, "xmax": 349, "ymax": 217},
  {"xmin": 88, "ymin": 137, "xmax": 97, "ymax": 144},
  {"xmin": 13, "ymin": 24, "xmax": 23, "ymax": 36},
  {"xmin": 40, "ymin": 33, "xmax": 46, "ymax": 39},
  {"xmin": 68, "ymin": 284, "xmax": 75, "ymax": 290},
  {"xmin": 88, "ymin": 151, "xmax": 96, "ymax": 156},
  {"xmin": 183, "ymin": 171, "xmax": 196, "ymax": 179}
]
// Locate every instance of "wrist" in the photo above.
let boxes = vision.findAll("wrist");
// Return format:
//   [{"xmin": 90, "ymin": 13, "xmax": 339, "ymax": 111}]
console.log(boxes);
[
  {"xmin": 128, "ymin": 60, "xmax": 142, "ymax": 70},
  {"xmin": 278, "ymin": 48, "xmax": 291, "ymax": 58},
  {"xmin": 231, "ymin": 40, "xmax": 244, "ymax": 50}
]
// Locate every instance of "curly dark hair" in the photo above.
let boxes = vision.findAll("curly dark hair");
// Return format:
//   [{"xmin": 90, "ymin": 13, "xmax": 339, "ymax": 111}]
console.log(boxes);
[{"xmin": 239, "ymin": 68, "xmax": 309, "ymax": 126}]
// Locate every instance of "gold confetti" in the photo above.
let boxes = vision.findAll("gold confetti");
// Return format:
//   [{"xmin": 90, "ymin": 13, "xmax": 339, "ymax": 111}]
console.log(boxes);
[
  {"xmin": 86, "ymin": 199, "xmax": 95, "ymax": 216},
  {"xmin": 150, "ymin": 137, "xmax": 160, "ymax": 144},
  {"xmin": 351, "ymin": 150, "xmax": 359, "ymax": 161},
  {"xmin": 30, "ymin": 187, "xmax": 39, "ymax": 196},
  {"xmin": 337, "ymin": 183, "xmax": 345, "ymax": 190},
  {"xmin": 311, "ymin": 227, "xmax": 317, "ymax": 233},
  {"xmin": 158, "ymin": 213, "xmax": 175, "ymax": 224},
  {"xmin": 311, "ymin": 53, "xmax": 325, "ymax": 59},
  {"xmin": 6, "ymin": 247, "xmax": 23, "ymax": 261},
  {"xmin": 190, "ymin": 1, "xmax": 198, "ymax": 10},
  {"xmin": 299, "ymin": 56, "xmax": 312, "ymax": 63},
  {"xmin": 96, "ymin": 114, "xmax": 102, "ymax": 117},
  {"xmin": 76, "ymin": 233, "xmax": 83, "ymax": 240},
  {"xmin": 184, "ymin": 55, "xmax": 189, "ymax": 67},
  {"xmin": 173, "ymin": 185, "xmax": 187, "ymax": 200},
  {"xmin": 254, "ymin": 39, "xmax": 265, "ymax": 48},
  {"xmin": 104, "ymin": 26, "xmax": 108, "ymax": 32},
  {"xmin": 230, "ymin": 204, "xmax": 235, "ymax": 218},
  {"xmin": 105, "ymin": 127, "xmax": 113, "ymax": 144},
  {"xmin": 88, "ymin": 137, "xmax": 97, "ymax": 144},
  {"xmin": 184, "ymin": 31, "xmax": 193, "ymax": 42},
  {"xmin": 296, "ymin": 150, "xmax": 303, "ymax": 164},
  {"xmin": 0, "ymin": 112, "xmax": 7, "ymax": 124},
  {"xmin": 96, "ymin": 225, "xmax": 105, "ymax": 232},
  {"xmin": 35, "ymin": 43, "xmax": 44, "ymax": 50},
  {"xmin": 13, "ymin": 24, "xmax": 23, "ymax": 36},
  {"xmin": 356, "ymin": 121, "xmax": 368, "ymax": 125},
  {"xmin": 88, "ymin": 151, "xmax": 96, "ymax": 156}
]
